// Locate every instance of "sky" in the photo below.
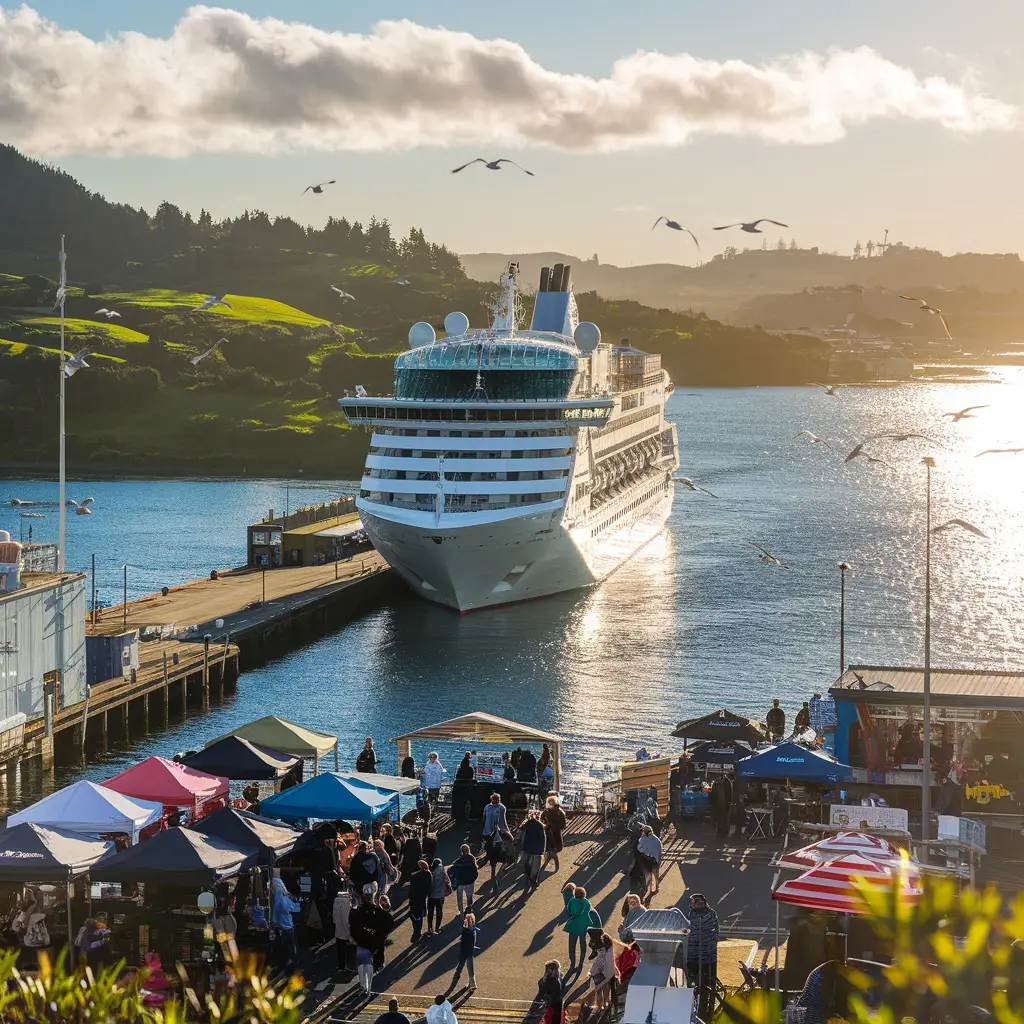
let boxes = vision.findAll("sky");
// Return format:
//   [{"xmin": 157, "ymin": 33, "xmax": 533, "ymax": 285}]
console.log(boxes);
[{"xmin": 4, "ymin": 1, "xmax": 1024, "ymax": 266}]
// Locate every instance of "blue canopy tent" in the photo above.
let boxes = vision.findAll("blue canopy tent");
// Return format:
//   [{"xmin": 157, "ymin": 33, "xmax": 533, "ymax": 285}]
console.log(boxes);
[
  {"xmin": 258, "ymin": 772, "xmax": 399, "ymax": 824},
  {"xmin": 735, "ymin": 742, "xmax": 853, "ymax": 784}
]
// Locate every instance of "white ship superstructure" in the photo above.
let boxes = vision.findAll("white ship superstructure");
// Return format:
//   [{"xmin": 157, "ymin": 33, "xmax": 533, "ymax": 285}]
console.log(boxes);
[{"xmin": 338, "ymin": 262, "xmax": 679, "ymax": 611}]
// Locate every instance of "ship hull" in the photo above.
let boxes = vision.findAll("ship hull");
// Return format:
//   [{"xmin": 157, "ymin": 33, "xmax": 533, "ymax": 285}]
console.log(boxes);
[{"xmin": 359, "ymin": 481, "xmax": 673, "ymax": 612}]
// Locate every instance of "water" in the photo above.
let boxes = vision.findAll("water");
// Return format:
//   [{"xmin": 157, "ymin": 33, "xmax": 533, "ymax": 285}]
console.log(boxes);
[{"xmin": 3, "ymin": 371, "xmax": 1023, "ymax": 789}]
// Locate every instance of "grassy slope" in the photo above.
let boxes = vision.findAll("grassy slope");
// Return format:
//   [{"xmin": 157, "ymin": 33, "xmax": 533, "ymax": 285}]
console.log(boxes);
[
  {"xmin": 17, "ymin": 315, "xmax": 149, "ymax": 343},
  {"xmin": 96, "ymin": 289, "xmax": 330, "ymax": 327}
]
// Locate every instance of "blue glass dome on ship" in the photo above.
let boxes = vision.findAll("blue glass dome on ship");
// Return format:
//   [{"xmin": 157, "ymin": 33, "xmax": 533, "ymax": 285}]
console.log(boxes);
[{"xmin": 394, "ymin": 334, "xmax": 580, "ymax": 401}]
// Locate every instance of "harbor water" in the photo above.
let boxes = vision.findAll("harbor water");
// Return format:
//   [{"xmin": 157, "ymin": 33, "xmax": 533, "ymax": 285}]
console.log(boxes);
[{"xmin": 2, "ymin": 373, "xmax": 1023, "ymax": 786}]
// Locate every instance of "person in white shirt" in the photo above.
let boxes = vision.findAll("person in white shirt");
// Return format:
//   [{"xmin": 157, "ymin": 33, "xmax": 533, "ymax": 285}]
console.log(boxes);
[
  {"xmin": 635, "ymin": 825, "xmax": 663, "ymax": 897},
  {"xmin": 423, "ymin": 752, "xmax": 447, "ymax": 808},
  {"xmin": 425, "ymin": 994, "xmax": 458, "ymax": 1024}
]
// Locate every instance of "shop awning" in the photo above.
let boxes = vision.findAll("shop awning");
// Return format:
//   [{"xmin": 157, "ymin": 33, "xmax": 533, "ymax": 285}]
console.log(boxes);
[
  {"xmin": 207, "ymin": 716, "xmax": 338, "ymax": 771},
  {"xmin": 0, "ymin": 823, "xmax": 114, "ymax": 880},
  {"xmin": 91, "ymin": 826, "xmax": 250, "ymax": 885},
  {"xmin": 6, "ymin": 780, "xmax": 162, "ymax": 842},
  {"xmin": 773, "ymin": 853, "xmax": 922, "ymax": 915},
  {"xmin": 777, "ymin": 832, "xmax": 897, "ymax": 871},
  {"xmin": 670, "ymin": 709, "xmax": 766, "ymax": 745},
  {"xmin": 178, "ymin": 736, "xmax": 301, "ymax": 781},
  {"xmin": 190, "ymin": 808, "xmax": 302, "ymax": 864},
  {"xmin": 258, "ymin": 773, "xmax": 399, "ymax": 824},
  {"xmin": 687, "ymin": 740, "xmax": 754, "ymax": 764},
  {"xmin": 736, "ymin": 742, "xmax": 853, "ymax": 784},
  {"xmin": 101, "ymin": 757, "xmax": 228, "ymax": 809}
]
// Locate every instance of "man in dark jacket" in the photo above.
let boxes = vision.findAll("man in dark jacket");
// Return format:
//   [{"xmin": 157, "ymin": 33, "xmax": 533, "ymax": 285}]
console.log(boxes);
[
  {"xmin": 517, "ymin": 748, "xmax": 538, "ymax": 783},
  {"xmin": 710, "ymin": 775, "xmax": 733, "ymax": 837},
  {"xmin": 519, "ymin": 810, "xmax": 546, "ymax": 891},
  {"xmin": 795, "ymin": 702, "xmax": 811, "ymax": 732},
  {"xmin": 407, "ymin": 860, "xmax": 432, "ymax": 942},
  {"xmin": 686, "ymin": 892, "xmax": 719, "ymax": 1021},
  {"xmin": 349, "ymin": 841, "xmax": 380, "ymax": 902},
  {"xmin": 448, "ymin": 844, "xmax": 480, "ymax": 913},
  {"xmin": 766, "ymin": 699, "xmax": 785, "ymax": 741}
]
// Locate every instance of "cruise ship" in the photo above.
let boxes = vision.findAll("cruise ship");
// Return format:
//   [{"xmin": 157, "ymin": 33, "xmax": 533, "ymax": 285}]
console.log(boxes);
[{"xmin": 338, "ymin": 262, "xmax": 679, "ymax": 611}]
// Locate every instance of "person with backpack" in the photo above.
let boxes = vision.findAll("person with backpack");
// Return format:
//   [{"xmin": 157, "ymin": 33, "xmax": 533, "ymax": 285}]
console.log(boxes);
[
  {"xmin": 427, "ymin": 857, "xmax": 450, "ymax": 936},
  {"xmin": 448, "ymin": 844, "xmax": 479, "ymax": 913},
  {"xmin": 448, "ymin": 911, "xmax": 480, "ymax": 993}
]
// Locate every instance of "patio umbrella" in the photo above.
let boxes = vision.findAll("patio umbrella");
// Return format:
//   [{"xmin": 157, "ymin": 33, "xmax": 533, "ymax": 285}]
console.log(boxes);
[
  {"xmin": 773, "ymin": 853, "xmax": 922, "ymax": 916},
  {"xmin": 670, "ymin": 708, "xmax": 766, "ymax": 746},
  {"xmin": 777, "ymin": 832, "xmax": 898, "ymax": 872},
  {"xmin": 687, "ymin": 740, "xmax": 754, "ymax": 765}
]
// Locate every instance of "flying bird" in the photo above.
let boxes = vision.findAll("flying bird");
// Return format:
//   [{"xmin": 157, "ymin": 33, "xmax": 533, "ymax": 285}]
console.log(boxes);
[
  {"xmin": 673, "ymin": 476, "xmax": 718, "ymax": 497},
  {"xmin": 394, "ymin": 279, "xmax": 411, "ymax": 287},
  {"xmin": 451, "ymin": 158, "xmax": 534, "ymax": 176},
  {"xmin": 651, "ymin": 218, "xmax": 700, "ymax": 249},
  {"xmin": 303, "ymin": 180, "xmax": 336, "ymax": 194},
  {"xmin": 844, "ymin": 443, "xmax": 888, "ymax": 467},
  {"xmin": 330, "ymin": 285, "xmax": 355, "ymax": 301},
  {"xmin": 975, "ymin": 447, "xmax": 1024, "ymax": 457},
  {"xmin": 190, "ymin": 338, "xmax": 227, "ymax": 366},
  {"xmin": 714, "ymin": 219, "xmax": 788, "ymax": 233},
  {"xmin": 69, "ymin": 497, "xmax": 94, "ymax": 516},
  {"xmin": 931, "ymin": 518, "xmax": 987, "ymax": 538},
  {"xmin": 194, "ymin": 296, "xmax": 231, "ymax": 311},
  {"xmin": 944, "ymin": 405, "xmax": 987, "ymax": 422},
  {"xmin": 794, "ymin": 430, "xmax": 834, "ymax": 451},
  {"xmin": 749, "ymin": 542, "xmax": 788, "ymax": 568},
  {"xmin": 94, "ymin": 308, "xmax": 112, "ymax": 316},
  {"xmin": 811, "ymin": 382, "xmax": 842, "ymax": 397},
  {"xmin": 898, "ymin": 294, "xmax": 953, "ymax": 340},
  {"xmin": 867, "ymin": 431, "xmax": 945, "ymax": 447},
  {"xmin": 63, "ymin": 349, "xmax": 90, "ymax": 378}
]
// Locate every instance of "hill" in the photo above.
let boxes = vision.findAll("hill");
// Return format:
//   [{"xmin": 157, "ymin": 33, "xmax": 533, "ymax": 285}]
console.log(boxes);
[{"xmin": 0, "ymin": 147, "xmax": 831, "ymax": 477}]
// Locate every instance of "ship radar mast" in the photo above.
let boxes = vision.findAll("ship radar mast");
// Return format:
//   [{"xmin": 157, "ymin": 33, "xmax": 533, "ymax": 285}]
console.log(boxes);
[{"xmin": 490, "ymin": 261, "xmax": 522, "ymax": 332}]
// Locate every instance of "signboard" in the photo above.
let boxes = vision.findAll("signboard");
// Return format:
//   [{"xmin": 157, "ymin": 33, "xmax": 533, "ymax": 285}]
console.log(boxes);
[
  {"xmin": 937, "ymin": 814, "xmax": 987, "ymax": 854},
  {"xmin": 830, "ymin": 804, "xmax": 909, "ymax": 832},
  {"xmin": 809, "ymin": 696, "xmax": 837, "ymax": 735}
]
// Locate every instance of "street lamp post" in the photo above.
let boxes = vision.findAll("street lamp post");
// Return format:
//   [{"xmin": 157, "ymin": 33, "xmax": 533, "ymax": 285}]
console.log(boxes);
[
  {"xmin": 921, "ymin": 457, "xmax": 935, "ymax": 842},
  {"xmin": 838, "ymin": 561, "xmax": 851, "ymax": 678},
  {"xmin": 58, "ymin": 236, "xmax": 67, "ymax": 572}
]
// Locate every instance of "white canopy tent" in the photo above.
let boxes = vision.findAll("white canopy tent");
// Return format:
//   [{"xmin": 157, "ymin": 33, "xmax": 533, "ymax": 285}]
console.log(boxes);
[
  {"xmin": 392, "ymin": 712, "xmax": 563, "ymax": 793},
  {"xmin": 6, "ymin": 780, "xmax": 163, "ymax": 844}
]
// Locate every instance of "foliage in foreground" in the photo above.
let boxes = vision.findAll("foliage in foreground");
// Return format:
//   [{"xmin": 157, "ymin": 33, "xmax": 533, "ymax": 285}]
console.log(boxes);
[{"xmin": 0, "ymin": 947, "xmax": 303, "ymax": 1024}]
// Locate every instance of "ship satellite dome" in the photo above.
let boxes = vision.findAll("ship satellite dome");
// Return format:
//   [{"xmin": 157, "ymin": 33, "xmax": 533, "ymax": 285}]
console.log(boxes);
[
  {"xmin": 574, "ymin": 321, "xmax": 601, "ymax": 353},
  {"xmin": 408, "ymin": 322, "xmax": 436, "ymax": 348},
  {"xmin": 444, "ymin": 311, "xmax": 470, "ymax": 337}
]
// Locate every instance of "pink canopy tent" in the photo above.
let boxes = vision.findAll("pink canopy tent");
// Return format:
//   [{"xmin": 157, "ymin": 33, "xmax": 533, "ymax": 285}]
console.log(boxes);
[
  {"xmin": 776, "ymin": 831, "xmax": 898, "ymax": 872},
  {"xmin": 102, "ymin": 757, "xmax": 228, "ymax": 812},
  {"xmin": 773, "ymin": 853, "xmax": 922, "ymax": 916}
]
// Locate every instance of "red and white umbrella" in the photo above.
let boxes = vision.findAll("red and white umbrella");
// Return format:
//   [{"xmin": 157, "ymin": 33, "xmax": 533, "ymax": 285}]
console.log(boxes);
[
  {"xmin": 773, "ymin": 853, "xmax": 922, "ymax": 916},
  {"xmin": 777, "ymin": 831, "xmax": 897, "ymax": 871}
]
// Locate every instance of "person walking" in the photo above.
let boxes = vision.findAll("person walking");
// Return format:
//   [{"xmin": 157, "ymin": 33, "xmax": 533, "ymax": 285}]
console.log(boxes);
[
  {"xmin": 350, "ymin": 895, "xmax": 396, "ymax": 995},
  {"xmin": 635, "ymin": 824, "xmax": 662, "ymax": 898},
  {"xmin": 351, "ymin": 840, "xmax": 381, "ymax": 903},
  {"xmin": 428, "ymin": 857, "xmax": 449, "ymax": 935},
  {"xmin": 536, "ymin": 960, "xmax": 565, "ymax": 1024},
  {"xmin": 270, "ymin": 877, "xmax": 301, "ymax": 972},
  {"xmin": 332, "ymin": 885, "xmax": 355, "ymax": 973},
  {"xmin": 375, "ymin": 997, "xmax": 411, "ymax": 1024},
  {"xmin": 408, "ymin": 859, "xmax": 432, "ymax": 943},
  {"xmin": 561, "ymin": 883, "xmax": 593, "ymax": 971},
  {"xmin": 448, "ymin": 844, "xmax": 479, "ymax": 913},
  {"xmin": 541, "ymin": 795, "xmax": 566, "ymax": 873},
  {"xmin": 426, "ymin": 995, "xmax": 458, "ymax": 1024},
  {"xmin": 356, "ymin": 737, "xmax": 378, "ymax": 773},
  {"xmin": 710, "ymin": 774, "xmax": 733, "ymax": 838},
  {"xmin": 374, "ymin": 839, "xmax": 398, "ymax": 899},
  {"xmin": 399, "ymin": 828, "xmax": 422, "ymax": 885},
  {"xmin": 481, "ymin": 792, "xmax": 510, "ymax": 892},
  {"xmin": 520, "ymin": 809, "xmax": 546, "ymax": 891},
  {"xmin": 586, "ymin": 934, "xmax": 619, "ymax": 1011},
  {"xmin": 423, "ymin": 752, "xmax": 447, "ymax": 807},
  {"xmin": 686, "ymin": 892, "xmax": 720, "ymax": 1022},
  {"xmin": 766, "ymin": 699, "xmax": 785, "ymax": 741},
  {"xmin": 449, "ymin": 911, "xmax": 479, "ymax": 993}
]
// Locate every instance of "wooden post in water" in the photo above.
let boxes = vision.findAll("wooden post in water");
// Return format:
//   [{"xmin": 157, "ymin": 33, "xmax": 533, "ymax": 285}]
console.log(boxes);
[
  {"xmin": 202, "ymin": 636, "xmax": 211, "ymax": 709},
  {"xmin": 80, "ymin": 685, "xmax": 90, "ymax": 759}
]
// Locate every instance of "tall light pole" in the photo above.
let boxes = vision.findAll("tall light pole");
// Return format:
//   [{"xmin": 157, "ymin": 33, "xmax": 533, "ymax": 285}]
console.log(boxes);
[
  {"xmin": 838, "ymin": 561, "xmax": 851, "ymax": 677},
  {"xmin": 921, "ymin": 457, "xmax": 934, "ymax": 843},
  {"xmin": 58, "ymin": 236, "xmax": 67, "ymax": 572}
]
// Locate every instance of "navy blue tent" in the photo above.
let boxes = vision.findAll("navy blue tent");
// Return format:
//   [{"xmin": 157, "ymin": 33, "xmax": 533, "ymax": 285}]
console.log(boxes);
[
  {"xmin": 688, "ymin": 740, "xmax": 754, "ymax": 765},
  {"xmin": 735, "ymin": 743, "xmax": 853, "ymax": 784}
]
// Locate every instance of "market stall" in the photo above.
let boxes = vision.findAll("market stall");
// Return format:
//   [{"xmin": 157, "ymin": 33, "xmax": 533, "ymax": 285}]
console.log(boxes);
[
  {"xmin": 102, "ymin": 757, "xmax": 228, "ymax": 822},
  {"xmin": 178, "ymin": 736, "xmax": 301, "ymax": 782},
  {"xmin": 190, "ymin": 808, "xmax": 302, "ymax": 866},
  {"xmin": 91, "ymin": 826, "xmax": 251, "ymax": 885},
  {"xmin": 258, "ymin": 772, "xmax": 399, "ymax": 824},
  {"xmin": 205, "ymin": 716, "xmax": 338, "ymax": 774},
  {"xmin": 670, "ymin": 708, "xmax": 767, "ymax": 747},
  {"xmin": 6, "ymin": 780, "xmax": 163, "ymax": 845}
]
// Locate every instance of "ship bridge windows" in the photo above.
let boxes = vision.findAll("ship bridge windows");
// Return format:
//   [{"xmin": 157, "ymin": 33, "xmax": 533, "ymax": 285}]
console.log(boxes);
[{"xmin": 394, "ymin": 368, "xmax": 577, "ymax": 402}]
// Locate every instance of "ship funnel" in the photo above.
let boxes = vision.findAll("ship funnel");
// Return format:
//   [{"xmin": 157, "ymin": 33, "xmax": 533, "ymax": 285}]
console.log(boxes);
[{"xmin": 530, "ymin": 262, "xmax": 576, "ymax": 334}]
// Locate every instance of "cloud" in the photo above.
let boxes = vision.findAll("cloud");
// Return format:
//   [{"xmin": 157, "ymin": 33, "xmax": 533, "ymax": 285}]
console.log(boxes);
[{"xmin": 0, "ymin": 4, "xmax": 1016, "ymax": 158}]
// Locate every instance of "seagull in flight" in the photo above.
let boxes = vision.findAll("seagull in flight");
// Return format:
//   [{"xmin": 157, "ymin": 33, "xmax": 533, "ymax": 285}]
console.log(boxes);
[
  {"xmin": 811, "ymin": 382, "xmax": 842, "ymax": 397},
  {"xmin": 93, "ymin": 308, "xmax": 121, "ymax": 318},
  {"xmin": 394, "ymin": 279, "xmax": 411, "ymax": 287},
  {"xmin": 749, "ymin": 542, "xmax": 788, "ymax": 568},
  {"xmin": 794, "ymin": 430, "xmax": 834, "ymax": 451},
  {"xmin": 867, "ymin": 431, "xmax": 945, "ymax": 448},
  {"xmin": 194, "ymin": 296, "xmax": 231, "ymax": 312},
  {"xmin": 844, "ymin": 442, "xmax": 888, "ymax": 467},
  {"xmin": 190, "ymin": 338, "xmax": 227, "ymax": 366},
  {"xmin": 451, "ymin": 158, "xmax": 534, "ymax": 176},
  {"xmin": 69, "ymin": 497, "xmax": 94, "ymax": 516},
  {"xmin": 330, "ymin": 285, "xmax": 355, "ymax": 301},
  {"xmin": 898, "ymin": 294, "xmax": 953, "ymax": 340},
  {"xmin": 714, "ymin": 219, "xmax": 788, "ymax": 233},
  {"xmin": 63, "ymin": 348, "xmax": 90, "ymax": 378},
  {"xmin": 932, "ymin": 518, "xmax": 987, "ymax": 538},
  {"xmin": 651, "ymin": 218, "xmax": 699, "ymax": 249},
  {"xmin": 303, "ymin": 180, "xmax": 336, "ymax": 194},
  {"xmin": 975, "ymin": 447, "xmax": 1024, "ymax": 457},
  {"xmin": 944, "ymin": 404, "xmax": 987, "ymax": 422},
  {"xmin": 673, "ymin": 476, "xmax": 718, "ymax": 497}
]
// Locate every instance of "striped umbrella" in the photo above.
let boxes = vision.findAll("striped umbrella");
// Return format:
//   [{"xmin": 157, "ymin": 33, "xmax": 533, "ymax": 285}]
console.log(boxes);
[
  {"xmin": 773, "ymin": 853, "xmax": 922, "ymax": 915},
  {"xmin": 777, "ymin": 831, "xmax": 897, "ymax": 871}
]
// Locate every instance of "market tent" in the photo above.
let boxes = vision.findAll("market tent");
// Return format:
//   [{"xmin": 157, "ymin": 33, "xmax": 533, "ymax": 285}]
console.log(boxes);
[
  {"xmin": 206, "ymin": 716, "xmax": 338, "ymax": 773},
  {"xmin": 91, "ymin": 826, "xmax": 250, "ymax": 885},
  {"xmin": 773, "ymin": 853, "xmax": 922, "ymax": 915},
  {"xmin": 102, "ymin": 757, "xmax": 228, "ymax": 809},
  {"xmin": 670, "ymin": 709, "xmax": 766, "ymax": 746},
  {"xmin": 688, "ymin": 740, "xmax": 754, "ymax": 764},
  {"xmin": 190, "ymin": 808, "xmax": 302, "ymax": 864},
  {"xmin": 392, "ymin": 712, "xmax": 563, "ymax": 791},
  {"xmin": 258, "ymin": 772, "xmax": 398, "ymax": 824},
  {"xmin": 6, "ymin": 780, "xmax": 162, "ymax": 843},
  {"xmin": 777, "ymin": 832, "xmax": 897, "ymax": 872},
  {"xmin": 736, "ymin": 742, "xmax": 853, "ymax": 784},
  {"xmin": 334, "ymin": 771, "xmax": 421, "ymax": 795},
  {"xmin": 178, "ymin": 736, "xmax": 301, "ymax": 781},
  {"xmin": 0, "ymin": 823, "xmax": 114, "ymax": 880}
]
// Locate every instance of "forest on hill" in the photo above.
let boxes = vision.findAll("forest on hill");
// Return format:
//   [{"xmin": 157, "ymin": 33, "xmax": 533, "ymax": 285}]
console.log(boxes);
[{"xmin": 0, "ymin": 146, "xmax": 828, "ymax": 477}]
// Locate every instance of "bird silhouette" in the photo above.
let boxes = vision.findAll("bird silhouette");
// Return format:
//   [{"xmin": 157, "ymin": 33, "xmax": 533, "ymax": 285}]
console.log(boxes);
[
  {"xmin": 451, "ymin": 158, "xmax": 534, "ymax": 175},
  {"xmin": 867, "ymin": 431, "xmax": 945, "ymax": 447},
  {"xmin": 194, "ymin": 296, "xmax": 231, "ymax": 312},
  {"xmin": 810, "ymin": 382, "xmax": 842, "ymax": 397},
  {"xmin": 330, "ymin": 285, "xmax": 355, "ymax": 301},
  {"xmin": 651, "ymin": 218, "xmax": 699, "ymax": 248},
  {"xmin": 69, "ymin": 497, "xmax": 94, "ymax": 516},
  {"xmin": 190, "ymin": 338, "xmax": 227, "ymax": 366},
  {"xmin": 931, "ymin": 518, "xmax": 987, "ymax": 538},
  {"xmin": 975, "ymin": 447, "xmax": 1024, "ymax": 457},
  {"xmin": 898, "ymin": 294, "xmax": 953, "ymax": 340},
  {"xmin": 944, "ymin": 404, "xmax": 987, "ymax": 422},
  {"xmin": 394, "ymin": 279, "xmax": 411, "ymax": 287},
  {"xmin": 63, "ymin": 349, "xmax": 90, "ymax": 378},
  {"xmin": 844, "ymin": 443, "xmax": 888, "ymax": 467},
  {"xmin": 794, "ymin": 430, "xmax": 834, "ymax": 451},
  {"xmin": 714, "ymin": 219, "xmax": 788, "ymax": 233},
  {"xmin": 303, "ymin": 180, "xmax": 336, "ymax": 194},
  {"xmin": 673, "ymin": 476, "xmax": 718, "ymax": 497},
  {"xmin": 749, "ymin": 542, "xmax": 788, "ymax": 568}
]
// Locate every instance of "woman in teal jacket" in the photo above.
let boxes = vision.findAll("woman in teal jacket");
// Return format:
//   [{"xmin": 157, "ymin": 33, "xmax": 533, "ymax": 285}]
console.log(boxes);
[{"xmin": 562, "ymin": 883, "xmax": 594, "ymax": 968}]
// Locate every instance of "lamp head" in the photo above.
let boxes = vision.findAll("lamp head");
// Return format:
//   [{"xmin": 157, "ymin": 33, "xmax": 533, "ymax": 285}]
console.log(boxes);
[
  {"xmin": 922, "ymin": 456, "xmax": 936, "ymax": 468},
  {"xmin": 838, "ymin": 561, "xmax": 851, "ymax": 572}
]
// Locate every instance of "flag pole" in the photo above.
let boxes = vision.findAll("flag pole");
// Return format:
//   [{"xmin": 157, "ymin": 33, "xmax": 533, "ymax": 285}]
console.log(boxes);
[{"xmin": 58, "ymin": 236, "xmax": 67, "ymax": 573}]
